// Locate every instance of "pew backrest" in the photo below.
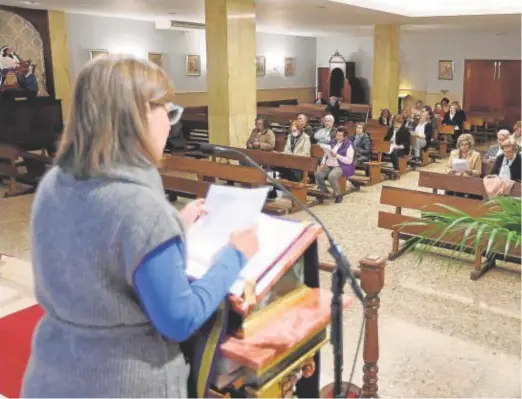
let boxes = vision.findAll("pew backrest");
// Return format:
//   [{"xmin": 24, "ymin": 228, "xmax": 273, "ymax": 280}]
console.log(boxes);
[
  {"xmin": 161, "ymin": 155, "xmax": 266, "ymax": 185},
  {"xmin": 418, "ymin": 171, "xmax": 522, "ymax": 198}
]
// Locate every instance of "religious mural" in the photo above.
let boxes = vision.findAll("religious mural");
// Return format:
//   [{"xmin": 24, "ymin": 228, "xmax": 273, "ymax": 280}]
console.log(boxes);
[{"xmin": 0, "ymin": 9, "xmax": 47, "ymax": 95}]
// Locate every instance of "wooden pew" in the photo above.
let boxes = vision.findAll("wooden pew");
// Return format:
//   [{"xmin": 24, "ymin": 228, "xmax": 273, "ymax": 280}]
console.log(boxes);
[
  {"xmin": 436, "ymin": 125, "xmax": 454, "ymax": 156},
  {"xmin": 160, "ymin": 155, "xmax": 285, "ymax": 215},
  {"xmin": 208, "ymin": 147, "xmax": 319, "ymax": 211},
  {"xmin": 0, "ymin": 145, "xmax": 52, "ymax": 197},
  {"xmin": 378, "ymin": 185, "xmax": 521, "ymax": 280},
  {"xmin": 418, "ymin": 170, "xmax": 522, "ymax": 198}
]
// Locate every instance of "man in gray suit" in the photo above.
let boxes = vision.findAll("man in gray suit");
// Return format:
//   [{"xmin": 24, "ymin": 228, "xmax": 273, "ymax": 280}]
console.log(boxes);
[{"xmin": 352, "ymin": 122, "xmax": 372, "ymax": 165}]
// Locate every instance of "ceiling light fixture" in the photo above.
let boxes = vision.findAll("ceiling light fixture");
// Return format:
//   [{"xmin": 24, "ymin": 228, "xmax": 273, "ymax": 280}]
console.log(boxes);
[{"xmin": 20, "ymin": 1, "xmax": 39, "ymax": 4}]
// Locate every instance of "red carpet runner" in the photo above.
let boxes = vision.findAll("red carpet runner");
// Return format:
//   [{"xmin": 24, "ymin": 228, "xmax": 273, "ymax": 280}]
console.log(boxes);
[{"xmin": 0, "ymin": 305, "xmax": 44, "ymax": 398}]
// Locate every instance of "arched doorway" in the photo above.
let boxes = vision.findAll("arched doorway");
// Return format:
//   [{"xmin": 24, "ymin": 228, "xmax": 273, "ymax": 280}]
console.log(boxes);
[{"xmin": 329, "ymin": 67, "xmax": 344, "ymax": 98}]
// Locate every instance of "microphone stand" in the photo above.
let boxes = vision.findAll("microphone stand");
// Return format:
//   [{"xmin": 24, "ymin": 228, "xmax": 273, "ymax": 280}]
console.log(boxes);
[{"xmin": 205, "ymin": 145, "xmax": 364, "ymax": 399}]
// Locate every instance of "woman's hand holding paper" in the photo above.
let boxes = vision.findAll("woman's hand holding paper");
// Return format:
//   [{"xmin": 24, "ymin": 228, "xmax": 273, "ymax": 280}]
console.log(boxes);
[{"xmin": 180, "ymin": 198, "xmax": 207, "ymax": 228}]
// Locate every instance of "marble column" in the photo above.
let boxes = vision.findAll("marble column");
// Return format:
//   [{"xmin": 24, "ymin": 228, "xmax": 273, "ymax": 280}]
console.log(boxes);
[
  {"xmin": 204, "ymin": 0, "xmax": 256, "ymax": 147},
  {"xmin": 47, "ymin": 10, "xmax": 72, "ymax": 120},
  {"xmin": 371, "ymin": 24, "xmax": 400, "ymax": 116}
]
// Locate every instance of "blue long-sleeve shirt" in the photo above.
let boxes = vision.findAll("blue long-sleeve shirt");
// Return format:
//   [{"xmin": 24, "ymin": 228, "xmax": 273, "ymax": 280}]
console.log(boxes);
[{"xmin": 134, "ymin": 237, "xmax": 247, "ymax": 342}]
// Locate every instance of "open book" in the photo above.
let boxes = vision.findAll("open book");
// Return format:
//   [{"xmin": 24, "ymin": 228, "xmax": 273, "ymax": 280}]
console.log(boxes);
[{"xmin": 185, "ymin": 185, "xmax": 308, "ymax": 298}]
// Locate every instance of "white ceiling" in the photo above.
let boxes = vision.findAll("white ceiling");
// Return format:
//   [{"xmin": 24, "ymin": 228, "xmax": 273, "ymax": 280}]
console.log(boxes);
[{"xmin": 1, "ymin": 0, "xmax": 521, "ymax": 37}]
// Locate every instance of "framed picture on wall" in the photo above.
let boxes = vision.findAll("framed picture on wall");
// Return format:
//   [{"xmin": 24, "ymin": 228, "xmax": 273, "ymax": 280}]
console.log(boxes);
[
  {"xmin": 284, "ymin": 57, "xmax": 295, "ymax": 76},
  {"xmin": 89, "ymin": 49, "xmax": 109, "ymax": 60},
  {"xmin": 256, "ymin": 56, "xmax": 266, "ymax": 77},
  {"xmin": 186, "ymin": 54, "xmax": 201, "ymax": 76},
  {"xmin": 148, "ymin": 52, "xmax": 164, "ymax": 68},
  {"xmin": 438, "ymin": 60, "xmax": 454, "ymax": 80}
]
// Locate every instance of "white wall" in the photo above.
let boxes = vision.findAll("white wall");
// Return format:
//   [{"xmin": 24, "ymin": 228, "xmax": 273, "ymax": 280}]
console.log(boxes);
[
  {"xmin": 315, "ymin": 34, "xmax": 374, "ymax": 88},
  {"xmin": 315, "ymin": 29, "xmax": 521, "ymax": 104},
  {"xmin": 65, "ymin": 13, "xmax": 317, "ymax": 92},
  {"xmin": 400, "ymin": 30, "xmax": 521, "ymax": 95}
]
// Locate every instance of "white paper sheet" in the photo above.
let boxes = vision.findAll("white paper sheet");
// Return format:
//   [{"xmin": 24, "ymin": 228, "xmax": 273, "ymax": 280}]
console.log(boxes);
[
  {"xmin": 452, "ymin": 158, "xmax": 468, "ymax": 173},
  {"xmin": 184, "ymin": 184, "xmax": 307, "ymax": 297},
  {"xmin": 186, "ymin": 185, "xmax": 270, "ymax": 278},
  {"xmin": 319, "ymin": 143, "xmax": 333, "ymax": 156}
]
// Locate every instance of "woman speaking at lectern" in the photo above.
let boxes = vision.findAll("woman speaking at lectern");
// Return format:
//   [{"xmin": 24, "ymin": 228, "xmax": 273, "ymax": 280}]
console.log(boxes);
[{"xmin": 22, "ymin": 55, "xmax": 258, "ymax": 397}]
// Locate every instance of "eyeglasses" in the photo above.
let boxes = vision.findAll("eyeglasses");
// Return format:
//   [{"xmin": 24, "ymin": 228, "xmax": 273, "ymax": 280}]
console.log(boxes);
[{"xmin": 164, "ymin": 102, "xmax": 184, "ymax": 126}]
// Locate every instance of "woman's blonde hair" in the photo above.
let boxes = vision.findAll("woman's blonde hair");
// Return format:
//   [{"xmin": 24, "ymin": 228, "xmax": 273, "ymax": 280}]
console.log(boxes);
[
  {"xmin": 55, "ymin": 54, "xmax": 176, "ymax": 178},
  {"xmin": 457, "ymin": 133, "xmax": 474, "ymax": 150}
]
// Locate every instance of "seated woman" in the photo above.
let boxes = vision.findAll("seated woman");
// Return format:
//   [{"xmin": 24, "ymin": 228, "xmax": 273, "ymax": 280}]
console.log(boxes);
[
  {"xmin": 446, "ymin": 134, "xmax": 481, "ymax": 178},
  {"xmin": 442, "ymin": 101, "xmax": 466, "ymax": 141},
  {"xmin": 396, "ymin": 107, "xmax": 413, "ymax": 129},
  {"xmin": 512, "ymin": 121, "xmax": 521, "ymax": 148},
  {"xmin": 434, "ymin": 102, "xmax": 443, "ymax": 117},
  {"xmin": 410, "ymin": 100, "xmax": 424, "ymax": 122},
  {"xmin": 483, "ymin": 129, "xmax": 511, "ymax": 162},
  {"xmin": 440, "ymin": 97, "xmax": 450, "ymax": 116},
  {"xmin": 312, "ymin": 114, "xmax": 336, "ymax": 144},
  {"xmin": 490, "ymin": 139, "xmax": 521, "ymax": 182},
  {"xmin": 378, "ymin": 109, "xmax": 392, "ymax": 126},
  {"xmin": 278, "ymin": 120, "xmax": 311, "ymax": 182},
  {"xmin": 411, "ymin": 109, "xmax": 433, "ymax": 161},
  {"xmin": 384, "ymin": 116, "xmax": 411, "ymax": 171},
  {"xmin": 246, "ymin": 116, "xmax": 275, "ymax": 151},
  {"xmin": 314, "ymin": 127, "xmax": 354, "ymax": 204}
]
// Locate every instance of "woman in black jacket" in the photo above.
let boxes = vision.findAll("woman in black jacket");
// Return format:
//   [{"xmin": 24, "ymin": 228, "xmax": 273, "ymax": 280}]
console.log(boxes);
[
  {"xmin": 442, "ymin": 101, "xmax": 466, "ymax": 141},
  {"xmin": 385, "ymin": 116, "xmax": 411, "ymax": 170},
  {"xmin": 491, "ymin": 140, "xmax": 521, "ymax": 182}
]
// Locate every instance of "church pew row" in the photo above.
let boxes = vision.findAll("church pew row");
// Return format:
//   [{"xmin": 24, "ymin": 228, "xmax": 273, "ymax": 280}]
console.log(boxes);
[
  {"xmin": 0, "ymin": 145, "xmax": 53, "ymax": 198},
  {"xmin": 378, "ymin": 177, "xmax": 521, "ymax": 281},
  {"xmin": 209, "ymin": 146, "xmax": 352, "ymax": 208},
  {"xmin": 160, "ymin": 155, "xmax": 286, "ymax": 215},
  {"xmin": 418, "ymin": 170, "xmax": 521, "ymax": 197}
]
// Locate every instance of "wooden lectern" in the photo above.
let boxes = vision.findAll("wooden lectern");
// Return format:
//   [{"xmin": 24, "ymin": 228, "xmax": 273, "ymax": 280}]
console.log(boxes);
[{"xmin": 186, "ymin": 223, "xmax": 351, "ymax": 398}]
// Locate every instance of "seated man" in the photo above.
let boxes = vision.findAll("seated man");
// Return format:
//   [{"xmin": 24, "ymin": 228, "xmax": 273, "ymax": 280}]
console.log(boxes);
[
  {"xmin": 314, "ymin": 127, "xmax": 354, "ymax": 203},
  {"xmin": 312, "ymin": 114, "xmax": 336, "ymax": 145},
  {"xmin": 247, "ymin": 116, "xmax": 275, "ymax": 151},
  {"xmin": 351, "ymin": 122, "xmax": 371, "ymax": 165},
  {"xmin": 297, "ymin": 114, "xmax": 313, "ymax": 138},
  {"xmin": 491, "ymin": 139, "xmax": 521, "ymax": 182},
  {"xmin": 384, "ymin": 116, "xmax": 411, "ymax": 171}
]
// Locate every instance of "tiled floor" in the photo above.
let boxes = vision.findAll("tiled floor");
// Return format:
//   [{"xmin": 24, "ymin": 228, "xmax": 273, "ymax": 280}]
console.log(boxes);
[{"xmin": 0, "ymin": 158, "xmax": 520, "ymax": 398}]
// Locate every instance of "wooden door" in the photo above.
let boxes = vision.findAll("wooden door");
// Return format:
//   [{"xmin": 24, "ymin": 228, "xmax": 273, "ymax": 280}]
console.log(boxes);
[
  {"xmin": 463, "ymin": 60, "xmax": 501, "ymax": 114},
  {"xmin": 317, "ymin": 67, "xmax": 330, "ymax": 100},
  {"xmin": 497, "ymin": 60, "xmax": 521, "ymax": 125}
]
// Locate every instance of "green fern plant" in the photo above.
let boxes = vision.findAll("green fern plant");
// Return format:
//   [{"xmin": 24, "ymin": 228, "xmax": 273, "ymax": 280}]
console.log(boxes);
[{"xmin": 399, "ymin": 196, "xmax": 521, "ymax": 261}]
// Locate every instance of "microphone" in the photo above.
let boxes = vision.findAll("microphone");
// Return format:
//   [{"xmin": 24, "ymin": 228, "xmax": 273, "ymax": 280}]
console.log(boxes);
[
  {"xmin": 199, "ymin": 143, "xmax": 364, "ymax": 302},
  {"xmin": 200, "ymin": 142, "xmax": 365, "ymax": 399}
]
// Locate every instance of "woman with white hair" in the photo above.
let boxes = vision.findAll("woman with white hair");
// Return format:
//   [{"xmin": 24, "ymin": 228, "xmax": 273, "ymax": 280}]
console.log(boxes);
[
  {"xmin": 312, "ymin": 114, "xmax": 336, "ymax": 144},
  {"xmin": 483, "ymin": 129, "xmax": 511, "ymax": 162},
  {"xmin": 446, "ymin": 133, "xmax": 482, "ymax": 178}
]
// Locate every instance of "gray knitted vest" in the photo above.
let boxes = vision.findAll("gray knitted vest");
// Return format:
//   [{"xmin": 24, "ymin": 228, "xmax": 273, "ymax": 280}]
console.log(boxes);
[{"xmin": 22, "ymin": 164, "xmax": 189, "ymax": 398}]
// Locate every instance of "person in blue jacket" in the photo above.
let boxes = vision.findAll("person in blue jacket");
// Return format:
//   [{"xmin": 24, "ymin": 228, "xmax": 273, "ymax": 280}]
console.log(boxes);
[{"xmin": 22, "ymin": 54, "xmax": 259, "ymax": 398}]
